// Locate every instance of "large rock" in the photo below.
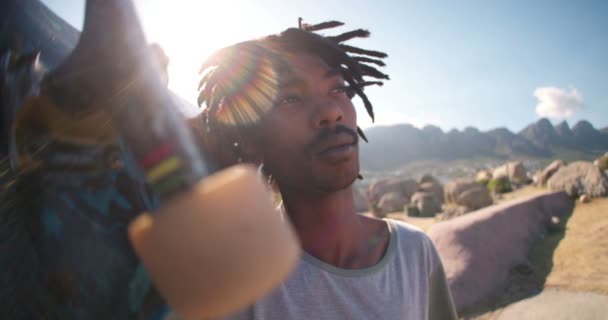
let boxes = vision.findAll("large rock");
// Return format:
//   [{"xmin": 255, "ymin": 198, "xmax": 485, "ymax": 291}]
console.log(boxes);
[
  {"xmin": 436, "ymin": 205, "xmax": 470, "ymax": 222},
  {"xmin": 595, "ymin": 154, "xmax": 608, "ymax": 170},
  {"xmin": 547, "ymin": 161, "xmax": 608, "ymax": 197},
  {"xmin": 375, "ymin": 192, "xmax": 408, "ymax": 217},
  {"xmin": 493, "ymin": 161, "xmax": 527, "ymax": 184},
  {"xmin": 487, "ymin": 176, "xmax": 512, "ymax": 194},
  {"xmin": 476, "ymin": 169, "xmax": 492, "ymax": 183},
  {"xmin": 353, "ymin": 187, "xmax": 369, "ymax": 213},
  {"xmin": 456, "ymin": 186, "xmax": 493, "ymax": 210},
  {"xmin": 367, "ymin": 177, "xmax": 418, "ymax": 207},
  {"xmin": 444, "ymin": 179, "xmax": 492, "ymax": 210},
  {"xmin": 427, "ymin": 191, "xmax": 574, "ymax": 313},
  {"xmin": 419, "ymin": 173, "xmax": 440, "ymax": 185},
  {"xmin": 444, "ymin": 179, "xmax": 482, "ymax": 204},
  {"xmin": 537, "ymin": 160, "xmax": 565, "ymax": 186},
  {"xmin": 410, "ymin": 191, "xmax": 442, "ymax": 217},
  {"xmin": 418, "ymin": 180, "xmax": 444, "ymax": 205},
  {"xmin": 532, "ymin": 170, "xmax": 542, "ymax": 186}
]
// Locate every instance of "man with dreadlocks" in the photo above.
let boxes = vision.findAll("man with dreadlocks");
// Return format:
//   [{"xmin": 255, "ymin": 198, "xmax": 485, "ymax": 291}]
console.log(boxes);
[{"xmin": 194, "ymin": 19, "xmax": 457, "ymax": 320}]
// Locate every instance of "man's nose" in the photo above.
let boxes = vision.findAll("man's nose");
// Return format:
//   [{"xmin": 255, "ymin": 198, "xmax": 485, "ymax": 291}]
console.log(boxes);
[{"xmin": 314, "ymin": 100, "xmax": 344, "ymax": 128}]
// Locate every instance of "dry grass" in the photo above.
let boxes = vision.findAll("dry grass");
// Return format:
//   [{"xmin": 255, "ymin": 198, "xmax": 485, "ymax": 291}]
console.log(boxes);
[
  {"xmin": 494, "ymin": 185, "xmax": 547, "ymax": 204},
  {"xmin": 542, "ymin": 197, "xmax": 608, "ymax": 294},
  {"xmin": 465, "ymin": 196, "xmax": 608, "ymax": 319}
]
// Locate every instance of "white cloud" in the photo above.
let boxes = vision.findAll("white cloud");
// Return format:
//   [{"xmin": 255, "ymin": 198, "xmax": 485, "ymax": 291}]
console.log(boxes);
[{"xmin": 534, "ymin": 86, "xmax": 583, "ymax": 118}]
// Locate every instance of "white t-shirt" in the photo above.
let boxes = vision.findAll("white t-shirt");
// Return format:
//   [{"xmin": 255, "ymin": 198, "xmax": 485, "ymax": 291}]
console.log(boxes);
[{"xmin": 225, "ymin": 219, "xmax": 457, "ymax": 320}]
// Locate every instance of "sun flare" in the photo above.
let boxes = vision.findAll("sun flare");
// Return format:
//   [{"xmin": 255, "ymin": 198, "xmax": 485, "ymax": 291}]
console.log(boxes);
[{"xmin": 139, "ymin": 0, "xmax": 251, "ymax": 117}]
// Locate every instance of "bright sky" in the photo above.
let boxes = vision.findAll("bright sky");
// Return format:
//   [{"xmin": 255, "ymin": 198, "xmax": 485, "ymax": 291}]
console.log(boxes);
[{"xmin": 41, "ymin": 0, "xmax": 608, "ymax": 132}]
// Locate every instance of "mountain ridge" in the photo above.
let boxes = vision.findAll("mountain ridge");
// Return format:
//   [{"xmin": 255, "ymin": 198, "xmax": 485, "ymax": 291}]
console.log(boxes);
[
  {"xmin": 360, "ymin": 118, "xmax": 608, "ymax": 171},
  {"xmin": 1, "ymin": 0, "xmax": 79, "ymax": 68}
]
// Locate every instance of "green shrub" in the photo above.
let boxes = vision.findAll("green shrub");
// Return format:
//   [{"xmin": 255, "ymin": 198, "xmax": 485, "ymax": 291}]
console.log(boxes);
[
  {"xmin": 406, "ymin": 205, "xmax": 420, "ymax": 217},
  {"xmin": 477, "ymin": 178, "xmax": 490, "ymax": 186},
  {"xmin": 598, "ymin": 156, "xmax": 608, "ymax": 170},
  {"xmin": 487, "ymin": 177, "xmax": 512, "ymax": 194}
]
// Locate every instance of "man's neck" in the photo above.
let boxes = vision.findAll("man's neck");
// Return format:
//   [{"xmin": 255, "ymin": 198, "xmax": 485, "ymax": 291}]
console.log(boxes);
[{"xmin": 281, "ymin": 186, "xmax": 388, "ymax": 269}]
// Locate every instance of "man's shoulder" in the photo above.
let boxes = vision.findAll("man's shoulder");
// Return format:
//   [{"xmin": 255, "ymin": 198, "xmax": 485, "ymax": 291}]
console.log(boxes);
[
  {"xmin": 385, "ymin": 218, "xmax": 441, "ymax": 269},
  {"xmin": 386, "ymin": 218, "xmax": 428, "ymax": 240}
]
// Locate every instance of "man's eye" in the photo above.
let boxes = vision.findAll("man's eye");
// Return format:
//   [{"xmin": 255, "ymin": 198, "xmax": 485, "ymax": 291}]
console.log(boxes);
[
  {"xmin": 332, "ymin": 86, "xmax": 355, "ymax": 98},
  {"xmin": 278, "ymin": 95, "xmax": 302, "ymax": 105}
]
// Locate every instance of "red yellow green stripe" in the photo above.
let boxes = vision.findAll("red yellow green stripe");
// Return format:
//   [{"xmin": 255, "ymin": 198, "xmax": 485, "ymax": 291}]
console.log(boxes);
[
  {"xmin": 153, "ymin": 173, "xmax": 186, "ymax": 196},
  {"xmin": 146, "ymin": 156, "xmax": 182, "ymax": 183},
  {"xmin": 139, "ymin": 142, "xmax": 175, "ymax": 170}
]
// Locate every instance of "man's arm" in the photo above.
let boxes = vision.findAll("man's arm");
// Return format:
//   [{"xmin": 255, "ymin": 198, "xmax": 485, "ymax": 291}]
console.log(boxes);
[{"xmin": 428, "ymin": 262, "xmax": 458, "ymax": 320}]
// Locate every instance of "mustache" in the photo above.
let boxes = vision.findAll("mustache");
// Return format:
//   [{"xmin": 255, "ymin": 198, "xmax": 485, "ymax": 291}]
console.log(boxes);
[{"xmin": 306, "ymin": 125, "xmax": 359, "ymax": 151}]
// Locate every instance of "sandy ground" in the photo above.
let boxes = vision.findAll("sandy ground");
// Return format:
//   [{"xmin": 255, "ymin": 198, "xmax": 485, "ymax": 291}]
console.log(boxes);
[
  {"xmin": 542, "ymin": 197, "xmax": 608, "ymax": 294},
  {"xmin": 465, "ymin": 195, "xmax": 608, "ymax": 319},
  {"xmin": 494, "ymin": 186, "xmax": 547, "ymax": 204},
  {"xmin": 492, "ymin": 289, "xmax": 608, "ymax": 320}
]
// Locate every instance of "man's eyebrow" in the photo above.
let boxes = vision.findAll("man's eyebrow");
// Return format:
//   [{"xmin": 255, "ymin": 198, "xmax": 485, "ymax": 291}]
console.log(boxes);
[
  {"xmin": 279, "ymin": 68, "xmax": 343, "ymax": 89},
  {"xmin": 323, "ymin": 68, "xmax": 342, "ymax": 79},
  {"xmin": 279, "ymin": 77, "xmax": 306, "ymax": 89}
]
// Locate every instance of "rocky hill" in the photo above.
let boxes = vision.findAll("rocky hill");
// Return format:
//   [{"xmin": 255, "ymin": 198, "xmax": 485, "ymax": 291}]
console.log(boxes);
[
  {"xmin": 360, "ymin": 119, "xmax": 608, "ymax": 171},
  {"xmin": 1, "ymin": 0, "xmax": 80, "ymax": 155},
  {"xmin": 1, "ymin": 0, "xmax": 79, "ymax": 68}
]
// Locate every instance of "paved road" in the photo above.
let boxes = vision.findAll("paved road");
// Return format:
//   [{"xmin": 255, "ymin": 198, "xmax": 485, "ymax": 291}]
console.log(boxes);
[{"xmin": 495, "ymin": 289, "xmax": 608, "ymax": 320}]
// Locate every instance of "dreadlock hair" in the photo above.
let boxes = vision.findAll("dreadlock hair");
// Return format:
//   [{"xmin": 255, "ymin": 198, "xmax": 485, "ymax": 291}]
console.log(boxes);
[{"xmin": 195, "ymin": 19, "xmax": 389, "ymax": 170}]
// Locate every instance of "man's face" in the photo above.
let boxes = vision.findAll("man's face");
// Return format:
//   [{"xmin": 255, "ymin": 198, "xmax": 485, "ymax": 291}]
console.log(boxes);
[{"xmin": 253, "ymin": 53, "xmax": 360, "ymax": 194}]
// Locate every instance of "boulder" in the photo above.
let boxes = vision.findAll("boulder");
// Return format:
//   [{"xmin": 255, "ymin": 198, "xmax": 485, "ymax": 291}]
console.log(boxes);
[
  {"xmin": 406, "ymin": 205, "xmax": 420, "ymax": 217},
  {"xmin": 427, "ymin": 191, "xmax": 574, "ymax": 313},
  {"xmin": 596, "ymin": 154, "xmax": 608, "ymax": 170},
  {"xmin": 493, "ymin": 161, "xmax": 528, "ymax": 184},
  {"xmin": 444, "ymin": 179, "xmax": 482, "ymax": 204},
  {"xmin": 411, "ymin": 191, "xmax": 442, "ymax": 217},
  {"xmin": 547, "ymin": 161, "xmax": 608, "ymax": 197},
  {"xmin": 487, "ymin": 176, "xmax": 512, "ymax": 194},
  {"xmin": 537, "ymin": 160, "xmax": 565, "ymax": 186},
  {"xmin": 532, "ymin": 170, "xmax": 542, "ymax": 186},
  {"xmin": 353, "ymin": 188, "xmax": 369, "ymax": 213},
  {"xmin": 476, "ymin": 169, "xmax": 492, "ymax": 184},
  {"xmin": 419, "ymin": 173, "xmax": 440, "ymax": 185},
  {"xmin": 418, "ymin": 181, "xmax": 444, "ymax": 205},
  {"xmin": 367, "ymin": 177, "xmax": 418, "ymax": 207},
  {"xmin": 444, "ymin": 179, "xmax": 492, "ymax": 210},
  {"xmin": 456, "ymin": 186, "xmax": 493, "ymax": 210},
  {"xmin": 375, "ymin": 192, "xmax": 408, "ymax": 217},
  {"xmin": 436, "ymin": 205, "xmax": 471, "ymax": 221}
]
